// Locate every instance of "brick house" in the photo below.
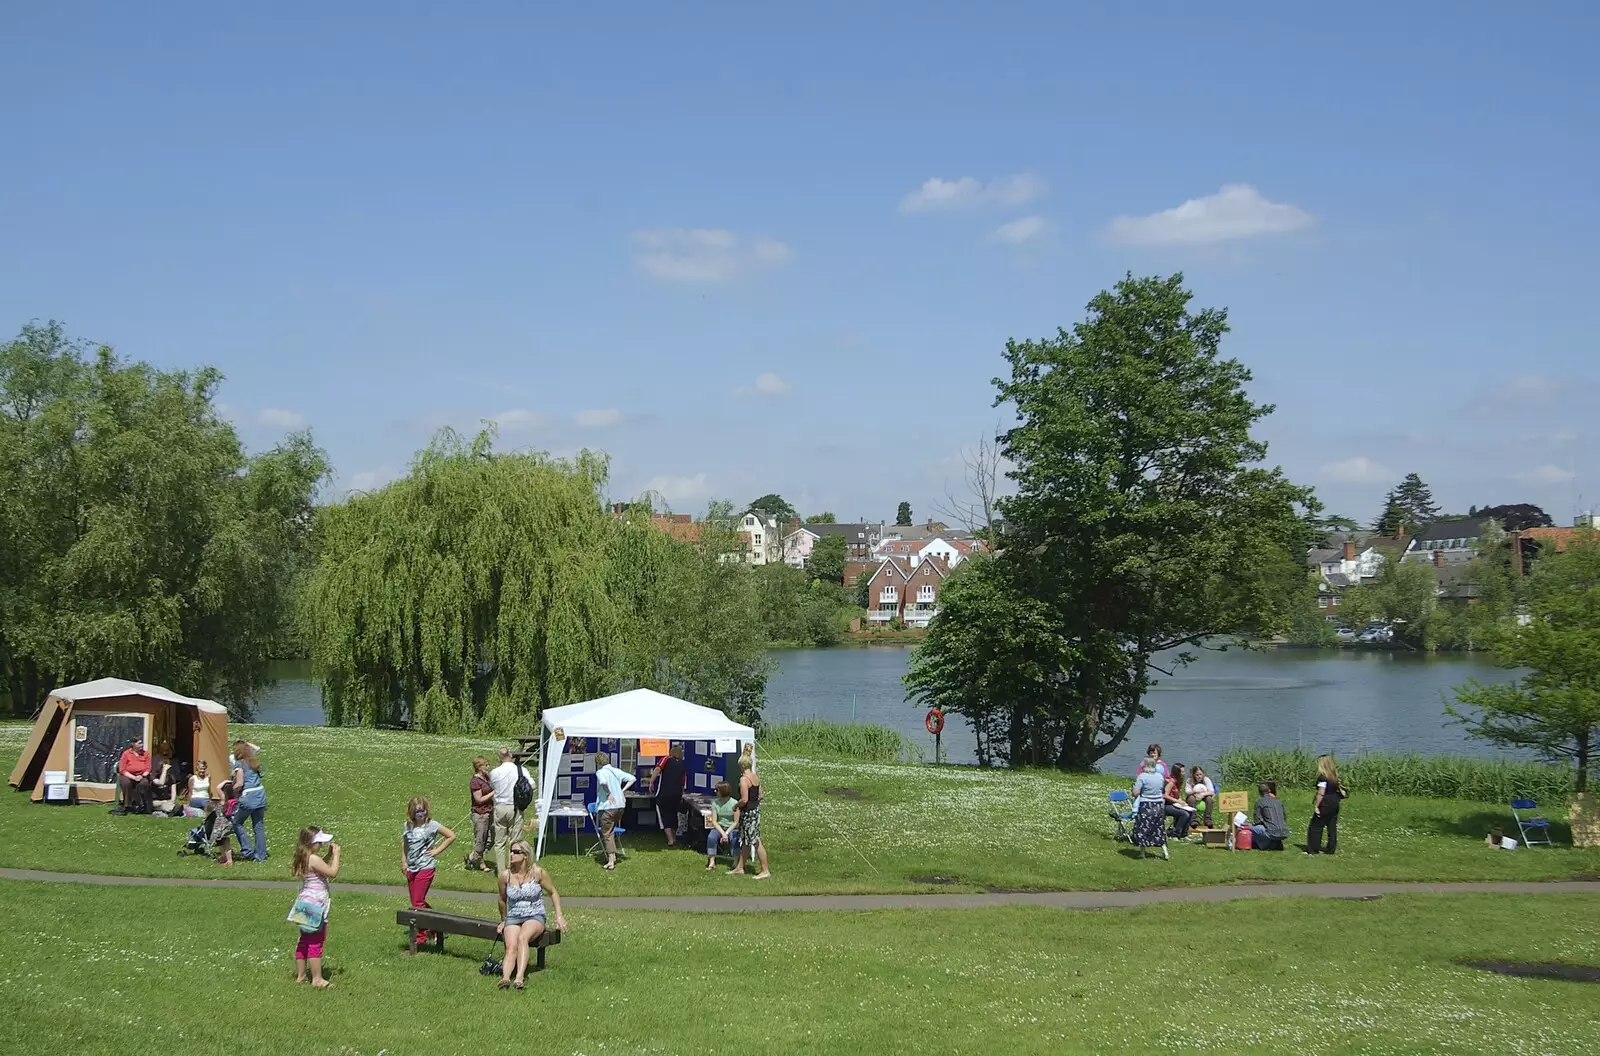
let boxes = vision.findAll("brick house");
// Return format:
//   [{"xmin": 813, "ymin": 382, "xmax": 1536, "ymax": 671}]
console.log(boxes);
[{"xmin": 864, "ymin": 555, "xmax": 950, "ymax": 627}]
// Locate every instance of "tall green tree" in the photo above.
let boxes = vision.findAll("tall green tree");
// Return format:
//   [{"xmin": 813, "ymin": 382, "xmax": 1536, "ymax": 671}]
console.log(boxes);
[
  {"xmin": 0, "ymin": 322, "xmax": 328, "ymax": 717},
  {"xmin": 1374, "ymin": 473, "xmax": 1440, "ymax": 535},
  {"xmin": 747, "ymin": 493, "xmax": 796, "ymax": 523},
  {"xmin": 908, "ymin": 274, "xmax": 1317, "ymax": 769},
  {"xmin": 804, "ymin": 512, "xmax": 837, "ymax": 524},
  {"xmin": 1449, "ymin": 530, "xmax": 1600, "ymax": 793},
  {"xmin": 304, "ymin": 430, "xmax": 770, "ymax": 733},
  {"xmin": 895, "ymin": 501, "xmax": 913, "ymax": 526},
  {"xmin": 805, "ymin": 533, "xmax": 848, "ymax": 584}
]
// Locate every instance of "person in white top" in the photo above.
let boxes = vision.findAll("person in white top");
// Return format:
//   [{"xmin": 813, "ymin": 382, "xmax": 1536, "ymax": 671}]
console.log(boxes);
[
  {"xmin": 488, "ymin": 748, "xmax": 532, "ymax": 873},
  {"xmin": 1186, "ymin": 765, "xmax": 1216, "ymax": 828},
  {"xmin": 592, "ymin": 752, "xmax": 636, "ymax": 871}
]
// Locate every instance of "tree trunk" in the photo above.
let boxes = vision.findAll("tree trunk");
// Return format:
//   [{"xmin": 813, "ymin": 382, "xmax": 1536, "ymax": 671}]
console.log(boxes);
[{"xmin": 1577, "ymin": 730, "xmax": 1589, "ymax": 796}]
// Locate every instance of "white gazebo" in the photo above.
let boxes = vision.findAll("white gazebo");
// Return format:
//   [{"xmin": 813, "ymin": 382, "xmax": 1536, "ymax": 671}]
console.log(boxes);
[{"xmin": 532, "ymin": 688, "xmax": 756, "ymax": 858}]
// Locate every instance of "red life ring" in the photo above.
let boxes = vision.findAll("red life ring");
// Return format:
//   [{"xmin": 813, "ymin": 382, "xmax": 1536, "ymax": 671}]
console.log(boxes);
[{"xmin": 925, "ymin": 709, "xmax": 945, "ymax": 736}]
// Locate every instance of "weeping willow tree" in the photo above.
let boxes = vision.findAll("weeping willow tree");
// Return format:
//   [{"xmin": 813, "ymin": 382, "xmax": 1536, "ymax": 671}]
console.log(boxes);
[{"xmin": 304, "ymin": 428, "xmax": 768, "ymax": 733}]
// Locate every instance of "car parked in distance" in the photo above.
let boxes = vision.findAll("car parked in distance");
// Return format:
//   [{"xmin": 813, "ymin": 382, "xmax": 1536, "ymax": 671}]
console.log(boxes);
[{"xmin": 1357, "ymin": 622, "xmax": 1393, "ymax": 643}]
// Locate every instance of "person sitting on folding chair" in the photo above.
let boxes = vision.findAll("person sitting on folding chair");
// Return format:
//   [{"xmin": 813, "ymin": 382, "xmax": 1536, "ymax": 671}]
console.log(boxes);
[{"xmin": 593, "ymin": 752, "xmax": 635, "ymax": 872}]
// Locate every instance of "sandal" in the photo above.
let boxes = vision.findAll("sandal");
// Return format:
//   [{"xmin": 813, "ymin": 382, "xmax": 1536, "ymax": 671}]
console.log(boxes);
[
  {"xmin": 514, "ymin": 981, "xmax": 525, "ymax": 991},
  {"xmin": 497, "ymin": 979, "xmax": 511, "ymax": 990}
]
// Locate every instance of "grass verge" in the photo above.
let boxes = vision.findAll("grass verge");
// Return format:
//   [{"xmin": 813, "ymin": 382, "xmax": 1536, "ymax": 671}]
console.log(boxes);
[
  {"xmin": 758, "ymin": 718, "xmax": 921, "ymax": 763},
  {"xmin": 3, "ymin": 724, "xmax": 1599, "ymax": 897},
  {"xmin": 2, "ymin": 881, "xmax": 1598, "ymax": 1055}
]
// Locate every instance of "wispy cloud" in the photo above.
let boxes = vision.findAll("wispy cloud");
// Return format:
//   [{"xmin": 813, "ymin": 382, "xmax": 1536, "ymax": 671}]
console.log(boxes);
[
  {"xmin": 574, "ymin": 408, "xmax": 622, "ymax": 428},
  {"xmin": 738, "ymin": 371, "xmax": 791, "ymax": 398},
  {"xmin": 899, "ymin": 173, "xmax": 1044, "ymax": 214},
  {"xmin": 645, "ymin": 472, "xmax": 712, "ymax": 504},
  {"xmin": 490, "ymin": 408, "xmax": 544, "ymax": 432},
  {"xmin": 1106, "ymin": 184, "xmax": 1314, "ymax": 246},
  {"xmin": 257, "ymin": 407, "xmax": 306, "ymax": 429},
  {"xmin": 1516, "ymin": 463, "xmax": 1576, "ymax": 486},
  {"xmin": 1319, "ymin": 456, "xmax": 1392, "ymax": 484},
  {"xmin": 992, "ymin": 215, "xmax": 1050, "ymax": 245},
  {"xmin": 632, "ymin": 228, "xmax": 792, "ymax": 283}
]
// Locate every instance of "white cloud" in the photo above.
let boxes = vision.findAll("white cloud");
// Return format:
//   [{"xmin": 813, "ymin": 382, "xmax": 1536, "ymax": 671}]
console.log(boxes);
[
  {"xmin": 645, "ymin": 472, "xmax": 712, "ymax": 504},
  {"xmin": 737, "ymin": 371, "xmax": 791, "ymax": 398},
  {"xmin": 574, "ymin": 408, "xmax": 622, "ymax": 428},
  {"xmin": 346, "ymin": 466, "xmax": 399, "ymax": 493},
  {"xmin": 490, "ymin": 408, "xmax": 544, "ymax": 432},
  {"xmin": 1106, "ymin": 184, "xmax": 1314, "ymax": 246},
  {"xmin": 257, "ymin": 407, "xmax": 306, "ymax": 429},
  {"xmin": 632, "ymin": 228, "xmax": 791, "ymax": 283},
  {"xmin": 1508, "ymin": 374, "xmax": 1561, "ymax": 403},
  {"xmin": 898, "ymin": 173, "xmax": 1044, "ymax": 214},
  {"xmin": 992, "ymin": 215, "xmax": 1049, "ymax": 245},
  {"xmin": 1516, "ymin": 463, "xmax": 1576, "ymax": 486},
  {"xmin": 1320, "ymin": 456, "xmax": 1392, "ymax": 484}
]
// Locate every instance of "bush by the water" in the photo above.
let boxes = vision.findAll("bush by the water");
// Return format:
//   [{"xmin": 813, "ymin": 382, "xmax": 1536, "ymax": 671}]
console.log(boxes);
[
  {"xmin": 758, "ymin": 719, "xmax": 922, "ymax": 763},
  {"xmin": 1217, "ymin": 747, "xmax": 1574, "ymax": 804}
]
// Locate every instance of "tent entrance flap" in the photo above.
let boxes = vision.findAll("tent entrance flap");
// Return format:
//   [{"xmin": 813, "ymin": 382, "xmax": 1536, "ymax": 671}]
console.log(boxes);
[{"xmin": 534, "ymin": 730, "xmax": 567, "ymax": 860}]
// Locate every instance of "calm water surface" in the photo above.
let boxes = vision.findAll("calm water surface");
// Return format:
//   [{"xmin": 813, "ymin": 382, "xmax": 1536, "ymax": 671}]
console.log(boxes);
[{"xmin": 259, "ymin": 646, "xmax": 1518, "ymax": 774}]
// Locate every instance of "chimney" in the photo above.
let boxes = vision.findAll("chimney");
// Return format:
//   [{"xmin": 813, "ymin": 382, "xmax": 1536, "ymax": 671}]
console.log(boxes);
[
  {"xmin": 1342, "ymin": 540, "xmax": 1356, "ymax": 561},
  {"xmin": 1433, "ymin": 548, "xmax": 1444, "ymax": 568}
]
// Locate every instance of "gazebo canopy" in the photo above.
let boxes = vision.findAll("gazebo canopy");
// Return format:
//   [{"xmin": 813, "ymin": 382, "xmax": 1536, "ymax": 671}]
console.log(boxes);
[
  {"xmin": 533, "ymin": 688, "xmax": 754, "ymax": 858},
  {"xmin": 540, "ymin": 688, "xmax": 755, "ymax": 742}
]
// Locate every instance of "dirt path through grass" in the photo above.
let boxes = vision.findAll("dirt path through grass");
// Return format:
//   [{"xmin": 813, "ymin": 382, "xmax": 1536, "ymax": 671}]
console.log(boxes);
[{"xmin": 5, "ymin": 866, "xmax": 1598, "ymax": 910}]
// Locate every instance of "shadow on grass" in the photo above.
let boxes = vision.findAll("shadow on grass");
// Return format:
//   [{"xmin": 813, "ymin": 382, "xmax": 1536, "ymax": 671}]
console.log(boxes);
[{"xmin": 1427, "ymin": 810, "xmax": 1574, "ymax": 844}]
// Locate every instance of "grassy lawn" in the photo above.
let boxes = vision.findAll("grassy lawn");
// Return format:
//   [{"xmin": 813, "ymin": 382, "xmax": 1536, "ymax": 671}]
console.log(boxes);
[
  {"xmin": 3, "ymin": 723, "xmax": 1598, "ymax": 897},
  {"xmin": 1, "ymin": 881, "xmax": 1597, "ymax": 1055}
]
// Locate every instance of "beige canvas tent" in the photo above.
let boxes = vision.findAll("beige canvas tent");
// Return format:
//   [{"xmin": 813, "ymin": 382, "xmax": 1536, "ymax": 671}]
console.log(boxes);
[{"xmin": 8, "ymin": 678, "xmax": 230, "ymax": 804}]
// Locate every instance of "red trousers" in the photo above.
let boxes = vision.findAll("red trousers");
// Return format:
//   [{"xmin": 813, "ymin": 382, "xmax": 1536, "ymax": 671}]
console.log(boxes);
[{"xmin": 405, "ymin": 868, "xmax": 435, "ymax": 941}]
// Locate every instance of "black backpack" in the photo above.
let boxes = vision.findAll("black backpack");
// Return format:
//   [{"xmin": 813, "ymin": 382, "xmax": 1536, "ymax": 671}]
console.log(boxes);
[{"xmin": 513, "ymin": 768, "xmax": 534, "ymax": 812}]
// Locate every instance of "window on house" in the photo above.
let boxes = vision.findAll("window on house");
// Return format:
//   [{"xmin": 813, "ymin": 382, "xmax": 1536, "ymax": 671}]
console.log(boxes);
[
  {"xmin": 918, "ymin": 585, "xmax": 935, "ymax": 601},
  {"xmin": 923, "ymin": 566, "xmax": 931, "ymax": 576}
]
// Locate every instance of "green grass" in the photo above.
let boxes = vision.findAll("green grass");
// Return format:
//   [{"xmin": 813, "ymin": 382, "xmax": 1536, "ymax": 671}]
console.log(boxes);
[
  {"xmin": 758, "ymin": 718, "xmax": 922, "ymax": 763},
  {"xmin": 1219, "ymin": 746, "xmax": 1576, "ymax": 803},
  {"xmin": 2, "ymin": 881, "xmax": 1598, "ymax": 1055},
  {"xmin": 3, "ymin": 723, "xmax": 1599, "ymax": 897}
]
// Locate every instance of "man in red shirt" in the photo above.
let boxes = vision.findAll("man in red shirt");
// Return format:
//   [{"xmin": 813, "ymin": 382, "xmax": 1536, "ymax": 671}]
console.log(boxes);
[{"xmin": 117, "ymin": 737, "xmax": 153, "ymax": 813}]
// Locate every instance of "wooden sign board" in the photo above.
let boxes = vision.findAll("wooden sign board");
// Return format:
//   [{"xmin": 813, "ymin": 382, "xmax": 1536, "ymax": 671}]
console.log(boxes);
[{"xmin": 1218, "ymin": 791, "xmax": 1249, "ymax": 815}]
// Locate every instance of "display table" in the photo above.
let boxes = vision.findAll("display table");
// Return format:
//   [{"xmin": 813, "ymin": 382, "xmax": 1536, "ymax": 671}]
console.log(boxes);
[{"xmin": 543, "ymin": 804, "xmax": 589, "ymax": 857}]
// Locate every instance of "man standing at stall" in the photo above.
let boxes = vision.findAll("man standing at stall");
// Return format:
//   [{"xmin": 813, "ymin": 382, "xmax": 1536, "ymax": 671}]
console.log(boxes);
[
  {"xmin": 594, "ymin": 751, "xmax": 635, "ymax": 871},
  {"xmin": 488, "ymin": 747, "xmax": 531, "ymax": 873}
]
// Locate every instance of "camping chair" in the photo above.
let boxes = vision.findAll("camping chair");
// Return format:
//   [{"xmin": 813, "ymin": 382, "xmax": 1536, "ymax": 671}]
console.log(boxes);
[
  {"xmin": 583, "ymin": 801, "xmax": 627, "ymax": 861},
  {"xmin": 1108, "ymin": 790, "xmax": 1136, "ymax": 842},
  {"xmin": 1511, "ymin": 800, "xmax": 1555, "ymax": 848}
]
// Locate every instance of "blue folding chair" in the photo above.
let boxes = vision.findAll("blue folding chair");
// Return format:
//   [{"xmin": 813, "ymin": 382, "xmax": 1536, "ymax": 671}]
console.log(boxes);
[
  {"xmin": 584, "ymin": 801, "xmax": 628, "ymax": 860},
  {"xmin": 1108, "ymin": 790, "xmax": 1136, "ymax": 842},
  {"xmin": 1510, "ymin": 799, "xmax": 1554, "ymax": 848}
]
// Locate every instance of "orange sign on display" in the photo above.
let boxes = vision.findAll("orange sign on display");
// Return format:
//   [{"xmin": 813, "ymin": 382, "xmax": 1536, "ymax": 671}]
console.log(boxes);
[{"xmin": 639, "ymin": 738, "xmax": 670, "ymax": 757}]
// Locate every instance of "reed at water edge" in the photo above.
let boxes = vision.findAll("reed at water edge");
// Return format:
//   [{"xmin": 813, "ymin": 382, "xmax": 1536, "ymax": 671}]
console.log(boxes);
[
  {"xmin": 1217, "ymin": 747, "xmax": 1574, "ymax": 803},
  {"xmin": 758, "ymin": 719, "xmax": 924, "ymax": 764}
]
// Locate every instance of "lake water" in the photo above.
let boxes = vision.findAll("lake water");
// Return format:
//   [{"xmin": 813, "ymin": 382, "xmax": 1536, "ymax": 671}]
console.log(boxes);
[{"xmin": 258, "ymin": 646, "xmax": 1520, "ymax": 775}]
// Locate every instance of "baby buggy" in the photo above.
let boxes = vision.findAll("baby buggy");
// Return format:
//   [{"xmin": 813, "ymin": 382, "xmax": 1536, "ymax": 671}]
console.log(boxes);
[{"xmin": 178, "ymin": 821, "xmax": 213, "ymax": 859}]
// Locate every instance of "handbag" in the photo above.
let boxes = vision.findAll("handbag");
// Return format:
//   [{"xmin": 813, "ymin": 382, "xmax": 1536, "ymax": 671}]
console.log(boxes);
[{"xmin": 287, "ymin": 893, "xmax": 328, "ymax": 933}]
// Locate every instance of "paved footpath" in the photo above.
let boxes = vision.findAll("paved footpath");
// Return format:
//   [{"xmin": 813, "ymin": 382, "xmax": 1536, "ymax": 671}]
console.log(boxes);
[{"xmin": 3, "ymin": 868, "xmax": 1597, "ymax": 912}]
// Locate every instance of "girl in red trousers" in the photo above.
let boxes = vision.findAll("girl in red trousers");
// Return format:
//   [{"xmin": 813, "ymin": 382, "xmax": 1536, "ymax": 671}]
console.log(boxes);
[{"xmin": 401, "ymin": 796, "xmax": 455, "ymax": 949}]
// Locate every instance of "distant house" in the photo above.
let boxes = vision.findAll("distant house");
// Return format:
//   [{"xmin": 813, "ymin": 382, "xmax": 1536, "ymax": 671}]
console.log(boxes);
[
  {"xmin": 608, "ymin": 503, "xmax": 702, "ymax": 544},
  {"xmin": 864, "ymin": 555, "xmax": 951, "ymax": 627},
  {"xmin": 1307, "ymin": 534, "xmax": 1395, "ymax": 612},
  {"xmin": 734, "ymin": 511, "xmax": 783, "ymax": 566},
  {"xmin": 872, "ymin": 535, "xmax": 985, "ymax": 570},
  {"xmin": 880, "ymin": 521, "xmax": 954, "ymax": 544},
  {"xmin": 782, "ymin": 522, "xmax": 885, "ymax": 567},
  {"xmin": 1401, "ymin": 516, "xmax": 1492, "ymax": 565}
]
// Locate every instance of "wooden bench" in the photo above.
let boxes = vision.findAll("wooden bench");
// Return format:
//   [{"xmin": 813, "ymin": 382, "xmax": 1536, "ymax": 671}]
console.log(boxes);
[{"xmin": 395, "ymin": 908, "xmax": 562, "ymax": 969}]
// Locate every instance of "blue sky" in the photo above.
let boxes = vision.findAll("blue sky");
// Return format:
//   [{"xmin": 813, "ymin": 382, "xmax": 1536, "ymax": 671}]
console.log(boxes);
[{"xmin": 3, "ymin": 3, "xmax": 1597, "ymax": 526}]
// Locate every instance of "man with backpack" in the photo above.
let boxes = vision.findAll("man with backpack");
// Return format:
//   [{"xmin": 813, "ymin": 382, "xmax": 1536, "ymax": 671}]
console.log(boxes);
[{"xmin": 488, "ymin": 747, "xmax": 533, "ymax": 873}]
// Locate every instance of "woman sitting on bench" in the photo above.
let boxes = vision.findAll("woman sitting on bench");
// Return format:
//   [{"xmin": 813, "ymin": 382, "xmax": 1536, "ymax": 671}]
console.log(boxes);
[{"xmin": 496, "ymin": 842, "xmax": 567, "ymax": 991}]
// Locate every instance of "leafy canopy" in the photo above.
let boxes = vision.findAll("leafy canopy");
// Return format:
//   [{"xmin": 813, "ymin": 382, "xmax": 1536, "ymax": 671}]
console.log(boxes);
[
  {"xmin": 304, "ymin": 430, "xmax": 770, "ymax": 733},
  {"xmin": 895, "ymin": 502, "xmax": 913, "ymax": 526},
  {"xmin": 0, "ymin": 322, "xmax": 327, "ymax": 717},
  {"xmin": 907, "ymin": 274, "xmax": 1317, "ymax": 768},
  {"xmin": 805, "ymin": 533, "xmax": 848, "ymax": 584},
  {"xmin": 1449, "ymin": 530, "xmax": 1600, "ymax": 793},
  {"xmin": 747, "ymin": 493, "xmax": 797, "ymax": 523}
]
